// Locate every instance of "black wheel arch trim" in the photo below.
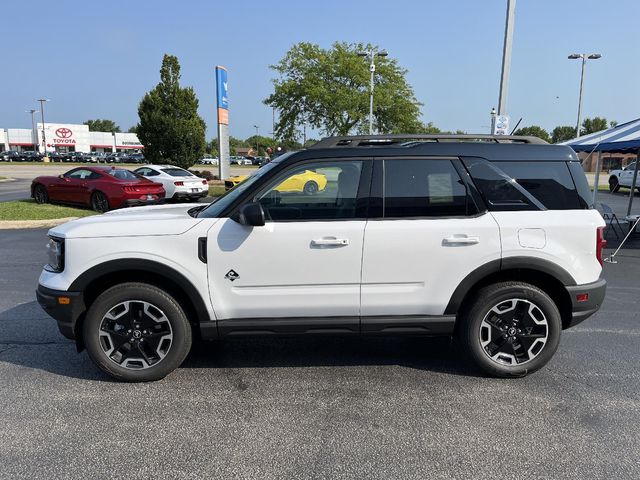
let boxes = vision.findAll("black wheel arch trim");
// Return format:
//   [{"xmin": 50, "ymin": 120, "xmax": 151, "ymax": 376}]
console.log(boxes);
[
  {"xmin": 444, "ymin": 256, "xmax": 577, "ymax": 315},
  {"xmin": 69, "ymin": 259, "xmax": 211, "ymax": 326}
]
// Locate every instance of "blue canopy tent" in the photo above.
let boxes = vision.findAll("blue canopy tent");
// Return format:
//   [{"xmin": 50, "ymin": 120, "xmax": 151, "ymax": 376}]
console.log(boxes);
[
  {"xmin": 562, "ymin": 118, "xmax": 640, "ymax": 216},
  {"xmin": 562, "ymin": 118, "xmax": 640, "ymax": 153}
]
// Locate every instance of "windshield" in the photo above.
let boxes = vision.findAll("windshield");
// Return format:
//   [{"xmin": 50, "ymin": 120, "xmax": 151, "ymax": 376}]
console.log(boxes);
[
  {"xmin": 161, "ymin": 168, "xmax": 193, "ymax": 177},
  {"xmin": 197, "ymin": 161, "xmax": 280, "ymax": 218}
]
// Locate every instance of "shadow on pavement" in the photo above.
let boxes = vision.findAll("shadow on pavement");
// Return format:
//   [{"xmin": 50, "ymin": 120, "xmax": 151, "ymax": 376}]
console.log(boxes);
[{"xmin": 1, "ymin": 302, "xmax": 480, "ymax": 381}]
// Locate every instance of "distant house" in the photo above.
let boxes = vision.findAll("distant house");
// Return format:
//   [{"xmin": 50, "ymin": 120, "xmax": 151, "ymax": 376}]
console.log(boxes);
[{"xmin": 236, "ymin": 147, "xmax": 257, "ymax": 157}]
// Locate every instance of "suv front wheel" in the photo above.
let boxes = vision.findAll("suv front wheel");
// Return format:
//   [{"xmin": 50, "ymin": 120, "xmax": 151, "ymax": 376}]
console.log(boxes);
[
  {"xmin": 83, "ymin": 283, "xmax": 192, "ymax": 382},
  {"xmin": 459, "ymin": 282, "xmax": 561, "ymax": 377}
]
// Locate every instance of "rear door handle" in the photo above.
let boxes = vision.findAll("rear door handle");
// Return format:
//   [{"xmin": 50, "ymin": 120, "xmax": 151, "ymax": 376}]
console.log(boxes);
[
  {"xmin": 443, "ymin": 235, "xmax": 480, "ymax": 246},
  {"xmin": 311, "ymin": 237, "xmax": 350, "ymax": 247}
]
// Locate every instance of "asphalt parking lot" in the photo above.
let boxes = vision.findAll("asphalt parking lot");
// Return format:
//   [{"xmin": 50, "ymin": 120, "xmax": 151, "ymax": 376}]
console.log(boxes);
[{"xmin": 1, "ymin": 225, "xmax": 639, "ymax": 479}]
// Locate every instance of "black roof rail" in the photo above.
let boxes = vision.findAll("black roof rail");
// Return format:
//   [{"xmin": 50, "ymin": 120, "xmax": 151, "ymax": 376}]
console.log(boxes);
[{"xmin": 309, "ymin": 134, "xmax": 548, "ymax": 149}]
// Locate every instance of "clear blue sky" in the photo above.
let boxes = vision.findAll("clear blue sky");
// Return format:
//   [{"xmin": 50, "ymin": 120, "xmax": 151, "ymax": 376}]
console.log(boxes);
[{"xmin": 2, "ymin": 0, "xmax": 638, "ymax": 140}]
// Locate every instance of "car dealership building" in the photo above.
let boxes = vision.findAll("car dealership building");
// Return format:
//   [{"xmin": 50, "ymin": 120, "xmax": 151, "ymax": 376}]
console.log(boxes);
[{"xmin": 0, "ymin": 122, "xmax": 143, "ymax": 153}]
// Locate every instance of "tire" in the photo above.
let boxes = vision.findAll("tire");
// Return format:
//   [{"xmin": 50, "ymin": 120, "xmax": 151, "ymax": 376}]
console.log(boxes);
[
  {"xmin": 83, "ymin": 283, "xmax": 192, "ymax": 382},
  {"xmin": 303, "ymin": 181, "xmax": 319, "ymax": 195},
  {"xmin": 33, "ymin": 184, "xmax": 48, "ymax": 204},
  {"xmin": 91, "ymin": 191, "xmax": 110, "ymax": 212},
  {"xmin": 458, "ymin": 282, "xmax": 561, "ymax": 378},
  {"xmin": 609, "ymin": 176, "xmax": 620, "ymax": 193}
]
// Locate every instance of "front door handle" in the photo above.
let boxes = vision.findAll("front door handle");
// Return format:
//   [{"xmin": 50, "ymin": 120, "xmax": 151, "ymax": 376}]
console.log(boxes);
[
  {"xmin": 311, "ymin": 237, "xmax": 350, "ymax": 247},
  {"xmin": 443, "ymin": 235, "xmax": 480, "ymax": 246}
]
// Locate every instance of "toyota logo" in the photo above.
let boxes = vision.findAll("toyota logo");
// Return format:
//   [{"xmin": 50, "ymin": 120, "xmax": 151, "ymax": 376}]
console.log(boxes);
[{"xmin": 55, "ymin": 128, "xmax": 73, "ymax": 139}]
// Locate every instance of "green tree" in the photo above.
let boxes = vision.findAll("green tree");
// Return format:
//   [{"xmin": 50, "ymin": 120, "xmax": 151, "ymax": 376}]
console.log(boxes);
[
  {"xmin": 244, "ymin": 135, "xmax": 276, "ymax": 156},
  {"xmin": 136, "ymin": 54, "xmax": 206, "ymax": 168},
  {"xmin": 127, "ymin": 125, "xmax": 138, "ymax": 134},
  {"xmin": 513, "ymin": 125, "xmax": 551, "ymax": 143},
  {"xmin": 84, "ymin": 119, "xmax": 121, "ymax": 133},
  {"xmin": 265, "ymin": 42, "xmax": 423, "ymax": 138},
  {"xmin": 551, "ymin": 125, "xmax": 576, "ymax": 143},
  {"xmin": 580, "ymin": 117, "xmax": 609, "ymax": 136},
  {"xmin": 229, "ymin": 136, "xmax": 247, "ymax": 156}
]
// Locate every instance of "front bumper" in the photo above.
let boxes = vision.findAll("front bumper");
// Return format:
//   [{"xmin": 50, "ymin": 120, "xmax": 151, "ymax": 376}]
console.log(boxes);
[
  {"xmin": 565, "ymin": 278, "xmax": 607, "ymax": 328},
  {"xmin": 36, "ymin": 284, "xmax": 85, "ymax": 340}
]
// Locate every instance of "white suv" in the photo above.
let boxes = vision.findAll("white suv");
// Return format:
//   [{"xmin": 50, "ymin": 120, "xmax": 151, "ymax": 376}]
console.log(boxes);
[{"xmin": 37, "ymin": 135, "xmax": 607, "ymax": 382}]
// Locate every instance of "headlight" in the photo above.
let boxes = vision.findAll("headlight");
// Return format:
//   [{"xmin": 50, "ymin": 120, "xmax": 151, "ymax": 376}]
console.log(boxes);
[{"xmin": 45, "ymin": 236, "xmax": 65, "ymax": 273}]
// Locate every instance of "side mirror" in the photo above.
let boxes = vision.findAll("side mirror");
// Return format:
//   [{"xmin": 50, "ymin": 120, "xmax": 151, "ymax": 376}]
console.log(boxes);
[
  {"xmin": 58, "ymin": 174, "xmax": 64, "ymax": 179},
  {"xmin": 236, "ymin": 202, "xmax": 265, "ymax": 227}
]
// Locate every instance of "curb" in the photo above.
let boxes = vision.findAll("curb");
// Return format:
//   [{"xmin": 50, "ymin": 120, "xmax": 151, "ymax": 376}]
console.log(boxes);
[
  {"xmin": 0, "ymin": 177, "xmax": 16, "ymax": 183},
  {"xmin": 0, "ymin": 217, "xmax": 79, "ymax": 230}
]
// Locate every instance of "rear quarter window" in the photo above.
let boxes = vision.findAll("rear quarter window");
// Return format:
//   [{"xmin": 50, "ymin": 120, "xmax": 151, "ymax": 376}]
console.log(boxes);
[{"xmin": 498, "ymin": 161, "xmax": 581, "ymax": 210}]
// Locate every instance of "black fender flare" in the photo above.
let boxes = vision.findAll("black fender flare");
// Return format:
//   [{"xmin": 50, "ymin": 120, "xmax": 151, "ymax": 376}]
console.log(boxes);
[
  {"xmin": 69, "ymin": 258, "xmax": 211, "ymax": 325},
  {"xmin": 444, "ymin": 257, "xmax": 576, "ymax": 315}
]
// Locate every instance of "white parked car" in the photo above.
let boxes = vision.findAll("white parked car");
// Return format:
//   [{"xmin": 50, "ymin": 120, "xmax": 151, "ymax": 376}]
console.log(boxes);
[
  {"xmin": 37, "ymin": 135, "xmax": 606, "ymax": 382},
  {"xmin": 608, "ymin": 162, "xmax": 639, "ymax": 192},
  {"xmin": 133, "ymin": 165, "xmax": 209, "ymax": 201},
  {"xmin": 200, "ymin": 157, "xmax": 219, "ymax": 165}
]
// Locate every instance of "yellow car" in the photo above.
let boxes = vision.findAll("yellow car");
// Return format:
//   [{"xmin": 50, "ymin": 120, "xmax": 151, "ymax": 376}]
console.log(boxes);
[{"xmin": 225, "ymin": 170, "xmax": 327, "ymax": 194}]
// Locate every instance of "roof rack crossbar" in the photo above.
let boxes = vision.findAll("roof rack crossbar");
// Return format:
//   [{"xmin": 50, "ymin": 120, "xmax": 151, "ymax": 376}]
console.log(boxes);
[{"xmin": 310, "ymin": 134, "xmax": 548, "ymax": 149}]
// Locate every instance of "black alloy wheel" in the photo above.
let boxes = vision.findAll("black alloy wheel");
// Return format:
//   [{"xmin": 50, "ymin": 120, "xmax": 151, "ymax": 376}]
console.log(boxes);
[
  {"xmin": 91, "ymin": 191, "xmax": 109, "ymax": 212},
  {"xmin": 98, "ymin": 300, "xmax": 173, "ymax": 370},
  {"xmin": 34, "ymin": 184, "xmax": 48, "ymax": 204},
  {"xmin": 479, "ymin": 298, "xmax": 548, "ymax": 366}
]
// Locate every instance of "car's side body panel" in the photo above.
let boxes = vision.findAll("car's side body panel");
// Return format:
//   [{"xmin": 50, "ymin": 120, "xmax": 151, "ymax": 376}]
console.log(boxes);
[
  {"xmin": 361, "ymin": 213, "xmax": 501, "ymax": 316},
  {"xmin": 493, "ymin": 209, "xmax": 605, "ymax": 285}
]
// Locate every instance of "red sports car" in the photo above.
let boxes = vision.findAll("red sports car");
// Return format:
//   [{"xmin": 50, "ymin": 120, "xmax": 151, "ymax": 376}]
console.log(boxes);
[{"xmin": 31, "ymin": 166, "xmax": 166, "ymax": 212}]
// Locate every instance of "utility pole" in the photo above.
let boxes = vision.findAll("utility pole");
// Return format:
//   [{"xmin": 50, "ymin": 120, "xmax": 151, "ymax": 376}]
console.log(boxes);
[
  {"xmin": 357, "ymin": 48, "xmax": 388, "ymax": 134},
  {"xmin": 37, "ymin": 98, "xmax": 50, "ymax": 159},
  {"xmin": 498, "ymin": 0, "xmax": 516, "ymax": 116},
  {"xmin": 26, "ymin": 109, "xmax": 39, "ymax": 152}
]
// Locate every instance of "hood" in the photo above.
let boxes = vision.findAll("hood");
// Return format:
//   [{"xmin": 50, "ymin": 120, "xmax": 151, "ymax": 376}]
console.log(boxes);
[{"xmin": 49, "ymin": 203, "xmax": 212, "ymax": 239}]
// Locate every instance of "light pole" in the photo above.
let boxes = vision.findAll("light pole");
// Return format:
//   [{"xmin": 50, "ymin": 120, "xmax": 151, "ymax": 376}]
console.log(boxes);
[
  {"xmin": 357, "ymin": 48, "xmax": 388, "ymax": 135},
  {"xmin": 36, "ymin": 98, "xmax": 50, "ymax": 158},
  {"xmin": 26, "ymin": 109, "xmax": 39, "ymax": 151},
  {"xmin": 253, "ymin": 125, "xmax": 259, "ymax": 155},
  {"xmin": 568, "ymin": 53, "xmax": 601, "ymax": 137}
]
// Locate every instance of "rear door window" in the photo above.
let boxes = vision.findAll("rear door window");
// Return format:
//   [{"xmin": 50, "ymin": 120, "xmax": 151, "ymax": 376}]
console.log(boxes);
[{"xmin": 383, "ymin": 159, "xmax": 477, "ymax": 217}]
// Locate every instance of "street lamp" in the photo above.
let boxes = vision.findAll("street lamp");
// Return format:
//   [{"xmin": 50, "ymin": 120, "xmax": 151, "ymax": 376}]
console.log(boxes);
[
  {"xmin": 357, "ymin": 48, "xmax": 388, "ymax": 135},
  {"xmin": 253, "ymin": 124, "xmax": 259, "ymax": 155},
  {"xmin": 26, "ymin": 109, "xmax": 39, "ymax": 151},
  {"xmin": 36, "ymin": 98, "xmax": 50, "ymax": 158},
  {"xmin": 568, "ymin": 53, "xmax": 601, "ymax": 137}
]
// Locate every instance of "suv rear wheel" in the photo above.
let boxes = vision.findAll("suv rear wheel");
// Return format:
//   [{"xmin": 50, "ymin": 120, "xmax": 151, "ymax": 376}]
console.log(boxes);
[
  {"xmin": 83, "ymin": 283, "xmax": 192, "ymax": 382},
  {"xmin": 459, "ymin": 282, "xmax": 561, "ymax": 377}
]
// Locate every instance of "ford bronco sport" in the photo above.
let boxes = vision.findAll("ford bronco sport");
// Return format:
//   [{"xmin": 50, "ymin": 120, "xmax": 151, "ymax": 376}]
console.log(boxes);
[{"xmin": 37, "ymin": 134, "xmax": 607, "ymax": 382}]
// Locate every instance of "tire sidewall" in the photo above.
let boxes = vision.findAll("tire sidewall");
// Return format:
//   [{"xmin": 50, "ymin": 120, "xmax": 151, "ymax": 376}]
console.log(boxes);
[
  {"xmin": 462, "ymin": 283, "xmax": 562, "ymax": 377},
  {"xmin": 83, "ymin": 283, "xmax": 192, "ymax": 382}
]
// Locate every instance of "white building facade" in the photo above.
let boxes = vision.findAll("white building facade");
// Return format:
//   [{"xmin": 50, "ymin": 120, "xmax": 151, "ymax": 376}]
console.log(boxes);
[{"xmin": 1, "ymin": 122, "xmax": 143, "ymax": 154}]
